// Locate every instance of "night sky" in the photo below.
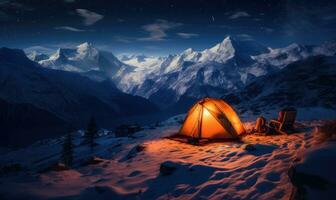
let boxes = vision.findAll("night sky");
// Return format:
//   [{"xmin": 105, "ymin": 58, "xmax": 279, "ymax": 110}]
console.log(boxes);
[{"xmin": 1, "ymin": 0, "xmax": 336, "ymax": 55}]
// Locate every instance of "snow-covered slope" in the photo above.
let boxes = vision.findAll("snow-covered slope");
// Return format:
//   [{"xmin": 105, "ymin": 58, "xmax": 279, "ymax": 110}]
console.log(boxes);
[
  {"xmin": 119, "ymin": 54, "xmax": 165, "ymax": 69},
  {"xmin": 251, "ymin": 42, "xmax": 335, "ymax": 69},
  {"xmin": 0, "ymin": 47, "xmax": 158, "ymax": 146},
  {"xmin": 1, "ymin": 115, "xmax": 335, "ymax": 200},
  {"xmin": 113, "ymin": 37, "xmax": 336, "ymax": 112},
  {"xmin": 27, "ymin": 51, "xmax": 49, "ymax": 62},
  {"xmin": 223, "ymin": 55, "xmax": 336, "ymax": 117},
  {"xmin": 114, "ymin": 37, "xmax": 270, "ymax": 109},
  {"xmin": 35, "ymin": 42, "xmax": 125, "ymax": 79},
  {"xmin": 114, "ymin": 55, "xmax": 166, "ymax": 93}
]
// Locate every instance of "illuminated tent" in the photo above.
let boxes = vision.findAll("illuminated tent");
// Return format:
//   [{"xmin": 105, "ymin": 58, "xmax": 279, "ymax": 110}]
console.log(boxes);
[{"xmin": 179, "ymin": 98, "xmax": 245, "ymax": 139}]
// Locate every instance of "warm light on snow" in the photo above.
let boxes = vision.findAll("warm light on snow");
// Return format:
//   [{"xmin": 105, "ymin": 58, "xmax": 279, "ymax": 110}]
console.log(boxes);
[{"xmin": 0, "ymin": 117, "xmax": 334, "ymax": 200}]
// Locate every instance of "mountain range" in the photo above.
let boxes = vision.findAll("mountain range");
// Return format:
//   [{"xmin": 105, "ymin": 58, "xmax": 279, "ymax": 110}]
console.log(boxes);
[
  {"xmin": 26, "ymin": 37, "xmax": 336, "ymax": 115},
  {"xmin": 223, "ymin": 55, "xmax": 336, "ymax": 116},
  {"xmin": 0, "ymin": 47, "xmax": 157, "ymax": 146},
  {"xmin": 29, "ymin": 42, "xmax": 127, "ymax": 82},
  {"xmin": 114, "ymin": 37, "xmax": 336, "ymax": 111},
  {"xmin": 0, "ymin": 36, "xmax": 334, "ymax": 146}
]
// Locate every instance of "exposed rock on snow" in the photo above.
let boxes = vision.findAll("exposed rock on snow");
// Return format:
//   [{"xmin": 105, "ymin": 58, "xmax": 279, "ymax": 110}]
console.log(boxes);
[
  {"xmin": 289, "ymin": 142, "xmax": 336, "ymax": 200},
  {"xmin": 223, "ymin": 55, "xmax": 336, "ymax": 117},
  {"xmin": 48, "ymin": 162, "xmax": 70, "ymax": 172},
  {"xmin": 160, "ymin": 161, "xmax": 178, "ymax": 176},
  {"xmin": 119, "ymin": 144, "xmax": 146, "ymax": 162},
  {"xmin": 84, "ymin": 156, "xmax": 105, "ymax": 166},
  {"xmin": 244, "ymin": 144, "xmax": 257, "ymax": 151}
]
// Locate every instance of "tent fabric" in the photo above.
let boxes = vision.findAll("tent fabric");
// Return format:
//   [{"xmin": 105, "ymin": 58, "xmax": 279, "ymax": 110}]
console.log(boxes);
[{"xmin": 179, "ymin": 98, "xmax": 245, "ymax": 139}]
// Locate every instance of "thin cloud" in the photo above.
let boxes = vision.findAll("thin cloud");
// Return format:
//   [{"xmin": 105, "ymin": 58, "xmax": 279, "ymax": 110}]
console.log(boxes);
[
  {"xmin": 76, "ymin": 9, "xmax": 103, "ymax": 26},
  {"xmin": 177, "ymin": 32, "xmax": 199, "ymax": 39},
  {"xmin": 138, "ymin": 19, "xmax": 183, "ymax": 41},
  {"xmin": 24, "ymin": 46, "xmax": 54, "ymax": 55},
  {"xmin": 51, "ymin": 42, "xmax": 80, "ymax": 49},
  {"xmin": 54, "ymin": 26, "xmax": 86, "ymax": 32},
  {"xmin": 113, "ymin": 35, "xmax": 133, "ymax": 43},
  {"xmin": 229, "ymin": 11, "xmax": 250, "ymax": 19},
  {"xmin": 237, "ymin": 34, "xmax": 254, "ymax": 41}
]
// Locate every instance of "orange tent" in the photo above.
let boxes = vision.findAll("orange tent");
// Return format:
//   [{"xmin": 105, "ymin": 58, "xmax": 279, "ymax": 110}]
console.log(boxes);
[{"xmin": 179, "ymin": 98, "xmax": 245, "ymax": 139}]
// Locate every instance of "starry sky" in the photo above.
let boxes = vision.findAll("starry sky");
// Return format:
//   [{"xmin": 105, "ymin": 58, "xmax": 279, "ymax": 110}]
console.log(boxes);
[{"xmin": 1, "ymin": 0, "xmax": 336, "ymax": 55}]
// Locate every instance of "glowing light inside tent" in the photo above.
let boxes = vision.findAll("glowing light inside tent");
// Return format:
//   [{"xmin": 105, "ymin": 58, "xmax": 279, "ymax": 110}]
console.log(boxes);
[{"xmin": 179, "ymin": 98, "xmax": 245, "ymax": 139}]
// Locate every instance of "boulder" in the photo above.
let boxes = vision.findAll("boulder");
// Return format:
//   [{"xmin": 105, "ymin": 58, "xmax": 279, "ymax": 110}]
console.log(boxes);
[
  {"xmin": 119, "ymin": 144, "xmax": 146, "ymax": 162},
  {"xmin": 51, "ymin": 162, "xmax": 69, "ymax": 171},
  {"xmin": 288, "ymin": 165, "xmax": 328, "ymax": 200},
  {"xmin": 160, "ymin": 161, "xmax": 177, "ymax": 176},
  {"xmin": 85, "ymin": 156, "xmax": 104, "ymax": 165},
  {"xmin": 244, "ymin": 144, "xmax": 256, "ymax": 151}
]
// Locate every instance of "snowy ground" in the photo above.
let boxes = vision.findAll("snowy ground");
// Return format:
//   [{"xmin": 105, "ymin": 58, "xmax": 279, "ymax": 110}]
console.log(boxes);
[{"xmin": 0, "ymin": 115, "xmax": 335, "ymax": 200}]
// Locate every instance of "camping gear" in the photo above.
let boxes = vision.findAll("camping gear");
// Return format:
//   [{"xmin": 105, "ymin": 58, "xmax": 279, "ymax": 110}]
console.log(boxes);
[
  {"xmin": 254, "ymin": 116, "xmax": 267, "ymax": 133},
  {"xmin": 177, "ymin": 98, "xmax": 245, "ymax": 140},
  {"xmin": 269, "ymin": 107, "xmax": 297, "ymax": 134}
]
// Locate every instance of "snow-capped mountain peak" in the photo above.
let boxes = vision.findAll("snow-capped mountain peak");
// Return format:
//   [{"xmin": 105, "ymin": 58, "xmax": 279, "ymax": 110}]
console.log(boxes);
[
  {"xmin": 75, "ymin": 42, "xmax": 99, "ymax": 60},
  {"xmin": 198, "ymin": 36, "xmax": 237, "ymax": 63},
  {"xmin": 77, "ymin": 42, "xmax": 91, "ymax": 50},
  {"xmin": 27, "ymin": 51, "xmax": 49, "ymax": 62},
  {"xmin": 51, "ymin": 48, "xmax": 67, "ymax": 60},
  {"xmin": 180, "ymin": 48, "xmax": 200, "ymax": 62},
  {"xmin": 36, "ymin": 42, "xmax": 124, "ymax": 77},
  {"xmin": 210, "ymin": 36, "xmax": 235, "ymax": 52},
  {"xmin": 182, "ymin": 48, "xmax": 194, "ymax": 55},
  {"xmin": 114, "ymin": 38, "xmax": 336, "ymax": 111},
  {"xmin": 251, "ymin": 42, "xmax": 317, "ymax": 69}
]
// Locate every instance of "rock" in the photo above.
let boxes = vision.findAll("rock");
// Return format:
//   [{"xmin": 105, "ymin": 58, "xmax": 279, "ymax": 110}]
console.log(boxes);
[
  {"xmin": 51, "ymin": 163, "xmax": 69, "ymax": 171},
  {"xmin": 94, "ymin": 186, "xmax": 106, "ymax": 193},
  {"xmin": 187, "ymin": 138, "xmax": 199, "ymax": 145},
  {"xmin": 160, "ymin": 161, "xmax": 177, "ymax": 176},
  {"xmin": 288, "ymin": 165, "xmax": 329, "ymax": 200},
  {"xmin": 85, "ymin": 156, "xmax": 104, "ymax": 165},
  {"xmin": 244, "ymin": 144, "xmax": 256, "ymax": 151},
  {"xmin": 119, "ymin": 144, "xmax": 146, "ymax": 162},
  {"xmin": 135, "ymin": 144, "xmax": 146, "ymax": 152}
]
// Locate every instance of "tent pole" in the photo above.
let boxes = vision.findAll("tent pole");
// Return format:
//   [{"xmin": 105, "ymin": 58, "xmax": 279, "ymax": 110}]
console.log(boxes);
[
  {"xmin": 198, "ymin": 105, "xmax": 203, "ymax": 140},
  {"xmin": 203, "ymin": 105, "xmax": 238, "ymax": 139}
]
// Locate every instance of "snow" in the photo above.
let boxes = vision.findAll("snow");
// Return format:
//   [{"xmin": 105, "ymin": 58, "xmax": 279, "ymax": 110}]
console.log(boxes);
[
  {"xmin": 251, "ymin": 42, "xmax": 336, "ymax": 69},
  {"xmin": 114, "ymin": 37, "xmax": 336, "ymax": 108},
  {"xmin": 37, "ymin": 42, "xmax": 123, "ymax": 76},
  {"xmin": 181, "ymin": 48, "xmax": 200, "ymax": 62},
  {"xmin": 1, "ymin": 114, "xmax": 334, "ymax": 200},
  {"xmin": 120, "ymin": 55, "xmax": 165, "ymax": 70},
  {"xmin": 113, "ymin": 55, "xmax": 166, "ymax": 93},
  {"xmin": 295, "ymin": 144, "xmax": 336, "ymax": 199},
  {"xmin": 198, "ymin": 36, "xmax": 236, "ymax": 63}
]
